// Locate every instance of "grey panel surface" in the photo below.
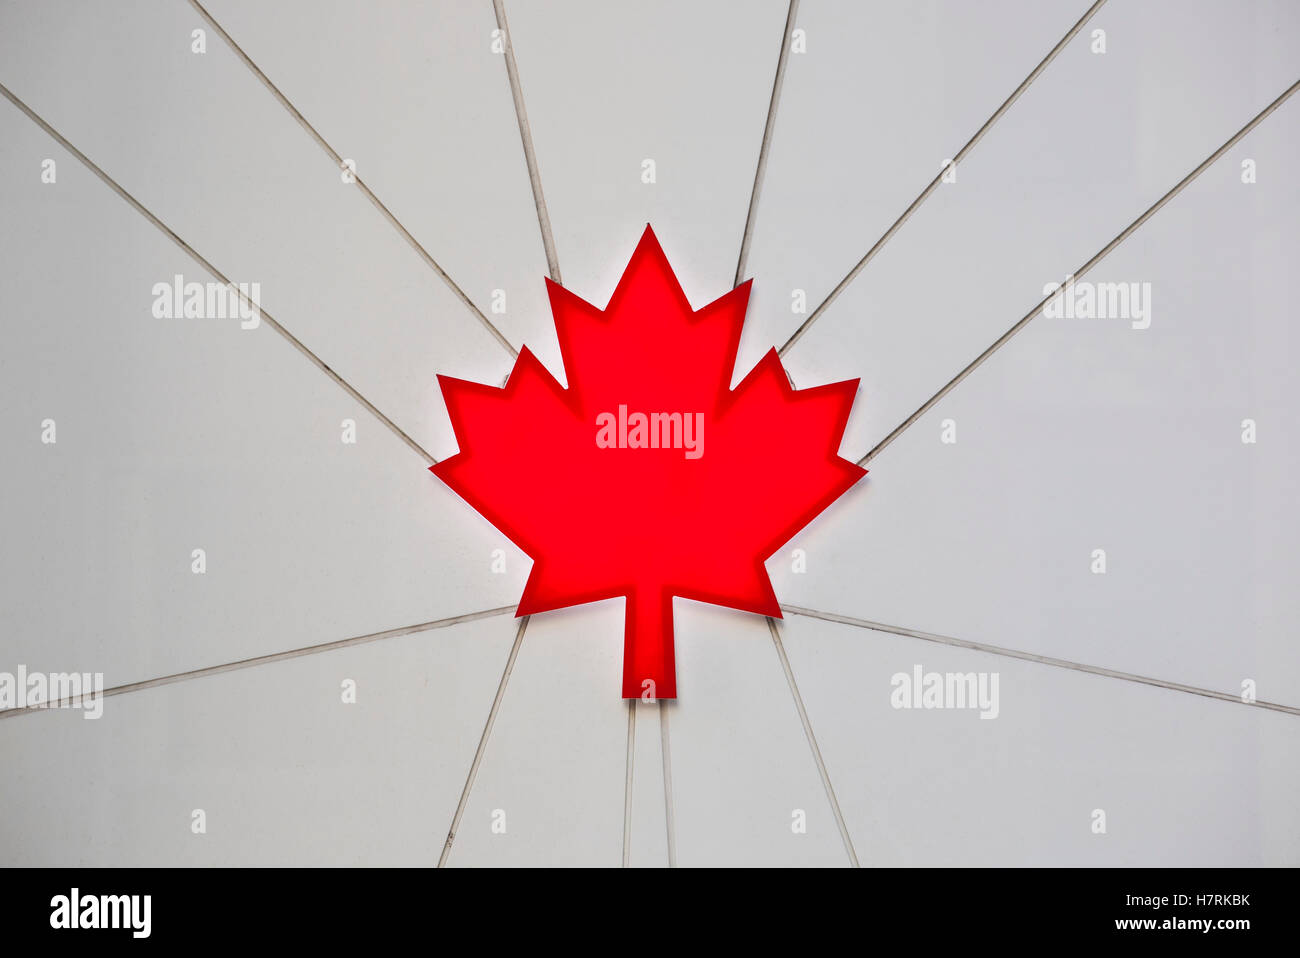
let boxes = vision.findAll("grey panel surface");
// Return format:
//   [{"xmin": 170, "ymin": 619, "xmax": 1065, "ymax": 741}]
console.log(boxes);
[
  {"xmin": 0, "ymin": 0, "xmax": 514, "ymax": 459},
  {"xmin": 0, "ymin": 94, "xmax": 526, "ymax": 688},
  {"xmin": 199, "ymin": 0, "xmax": 561, "ymax": 374},
  {"xmin": 668, "ymin": 602, "xmax": 851, "ymax": 867},
  {"xmin": 1, "ymin": 0, "xmax": 1295, "ymax": 867},
  {"xmin": 781, "ymin": 0, "xmax": 1300, "ymax": 456},
  {"xmin": 738, "ymin": 0, "xmax": 1087, "ymax": 377},
  {"xmin": 442, "ymin": 602, "xmax": 628, "ymax": 867},
  {"xmin": 780, "ymin": 611, "xmax": 1298, "ymax": 865},
  {"xmin": 625, "ymin": 700, "xmax": 670, "ymax": 867},
  {"xmin": 0, "ymin": 614, "xmax": 516, "ymax": 865},
  {"xmin": 770, "ymin": 89, "xmax": 1300, "ymax": 705},
  {"xmin": 503, "ymin": 0, "xmax": 791, "ymax": 311}
]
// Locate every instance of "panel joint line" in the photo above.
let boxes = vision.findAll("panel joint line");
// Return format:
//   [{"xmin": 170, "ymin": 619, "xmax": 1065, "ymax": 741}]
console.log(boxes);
[
  {"xmin": 659, "ymin": 701, "xmax": 678, "ymax": 868},
  {"xmin": 856, "ymin": 76, "xmax": 1300, "ymax": 468},
  {"xmin": 492, "ymin": 0, "xmax": 561, "ymax": 284},
  {"xmin": 781, "ymin": 605, "xmax": 1300, "ymax": 717},
  {"xmin": 735, "ymin": 0, "xmax": 801, "ymax": 288},
  {"xmin": 767, "ymin": 616, "xmax": 860, "ymax": 866},
  {"xmin": 622, "ymin": 699, "xmax": 635, "ymax": 867},
  {"xmin": 779, "ymin": 0, "xmax": 1108, "ymax": 357},
  {"xmin": 439, "ymin": 615, "xmax": 531, "ymax": 866},
  {"xmin": 0, "ymin": 81, "xmax": 439, "ymax": 467},
  {"xmin": 0, "ymin": 605, "xmax": 518, "ymax": 720},
  {"xmin": 187, "ymin": 0, "xmax": 518, "ymax": 360}
]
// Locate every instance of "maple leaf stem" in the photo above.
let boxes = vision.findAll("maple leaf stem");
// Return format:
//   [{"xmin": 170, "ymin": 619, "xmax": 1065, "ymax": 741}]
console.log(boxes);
[{"xmin": 622, "ymin": 588, "xmax": 676, "ymax": 700}]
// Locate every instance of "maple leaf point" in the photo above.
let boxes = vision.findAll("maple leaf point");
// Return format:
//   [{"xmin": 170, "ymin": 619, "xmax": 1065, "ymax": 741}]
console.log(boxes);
[{"xmin": 432, "ymin": 225, "xmax": 866, "ymax": 698}]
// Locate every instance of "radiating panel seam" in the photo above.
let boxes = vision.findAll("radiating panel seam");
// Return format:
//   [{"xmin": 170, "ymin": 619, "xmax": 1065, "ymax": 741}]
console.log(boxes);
[
  {"xmin": 0, "ymin": 81, "xmax": 438, "ymax": 467},
  {"xmin": 658, "ymin": 702, "xmax": 678, "ymax": 867},
  {"xmin": 438, "ymin": 615, "xmax": 531, "ymax": 866},
  {"xmin": 779, "ymin": 0, "xmax": 1108, "ymax": 356},
  {"xmin": 856, "ymin": 77, "xmax": 1300, "ymax": 467},
  {"xmin": 781, "ymin": 605, "xmax": 1300, "ymax": 717},
  {"xmin": 492, "ymin": 0, "xmax": 561, "ymax": 283},
  {"xmin": 187, "ymin": 0, "xmax": 518, "ymax": 359},
  {"xmin": 622, "ymin": 699, "xmax": 635, "ymax": 867},
  {"xmin": 766, "ymin": 617, "xmax": 860, "ymax": 866},
  {"xmin": 0, "ymin": 605, "xmax": 518, "ymax": 720},
  {"xmin": 734, "ymin": 0, "xmax": 801, "ymax": 287}
]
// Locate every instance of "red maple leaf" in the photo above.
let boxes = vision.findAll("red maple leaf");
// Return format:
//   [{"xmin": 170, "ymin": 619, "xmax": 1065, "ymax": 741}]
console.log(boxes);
[{"xmin": 432, "ymin": 226, "xmax": 865, "ymax": 698}]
